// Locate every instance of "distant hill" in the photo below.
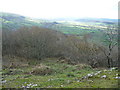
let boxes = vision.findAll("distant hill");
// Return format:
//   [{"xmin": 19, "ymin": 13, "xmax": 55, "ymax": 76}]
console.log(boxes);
[
  {"xmin": 1, "ymin": 12, "xmax": 46, "ymax": 30},
  {"xmin": 1, "ymin": 12, "xmax": 117, "ymax": 36},
  {"xmin": 1, "ymin": 12, "xmax": 64, "ymax": 31},
  {"xmin": 75, "ymin": 18, "xmax": 117, "ymax": 24}
]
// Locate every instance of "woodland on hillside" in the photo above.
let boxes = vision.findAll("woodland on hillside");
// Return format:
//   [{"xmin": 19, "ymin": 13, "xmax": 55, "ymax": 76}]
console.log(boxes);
[{"xmin": 2, "ymin": 26, "xmax": 118, "ymax": 68}]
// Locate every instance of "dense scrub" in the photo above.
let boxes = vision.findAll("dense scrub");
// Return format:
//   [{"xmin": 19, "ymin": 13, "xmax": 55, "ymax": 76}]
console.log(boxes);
[{"xmin": 2, "ymin": 26, "xmax": 118, "ymax": 67}]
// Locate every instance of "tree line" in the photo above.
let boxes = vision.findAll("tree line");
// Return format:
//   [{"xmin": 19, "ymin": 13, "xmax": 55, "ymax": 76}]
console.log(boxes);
[{"xmin": 2, "ymin": 26, "xmax": 118, "ymax": 68}]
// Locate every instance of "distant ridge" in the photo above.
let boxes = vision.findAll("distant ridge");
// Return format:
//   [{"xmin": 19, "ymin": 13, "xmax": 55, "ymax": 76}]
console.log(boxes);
[
  {"xmin": 75, "ymin": 18, "xmax": 117, "ymax": 24},
  {"xmin": 1, "ymin": 12, "xmax": 44, "ymax": 30},
  {"xmin": 1, "ymin": 12, "xmax": 117, "ymax": 31}
]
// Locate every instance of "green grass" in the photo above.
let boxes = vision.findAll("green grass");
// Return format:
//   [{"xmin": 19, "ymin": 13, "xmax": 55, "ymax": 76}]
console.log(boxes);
[{"xmin": 2, "ymin": 57, "xmax": 119, "ymax": 88}]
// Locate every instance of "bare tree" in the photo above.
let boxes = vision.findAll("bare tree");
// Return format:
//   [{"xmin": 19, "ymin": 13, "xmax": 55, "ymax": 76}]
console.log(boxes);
[{"xmin": 100, "ymin": 25, "xmax": 118, "ymax": 68}]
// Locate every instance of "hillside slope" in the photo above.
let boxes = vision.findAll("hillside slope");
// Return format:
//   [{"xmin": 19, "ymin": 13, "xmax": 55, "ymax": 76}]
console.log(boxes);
[
  {"xmin": 1, "ymin": 12, "xmax": 118, "ymax": 44},
  {"xmin": 1, "ymin": 12, "xmax": 44, "ymax": 30},
  {"xmin": 1, "ymin": 12, "xmax": 117, "ymax": 34},
  {"xmin": 2, "ymin": 57, "xmax": 119, "ymax": 88}
]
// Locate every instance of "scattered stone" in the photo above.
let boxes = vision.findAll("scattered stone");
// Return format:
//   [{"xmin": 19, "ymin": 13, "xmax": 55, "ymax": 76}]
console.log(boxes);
[
  {"xmin": 22, "ymin": 83, "xmax": 38, "ymax": 88},
  {"xmin": 88, "ymin": 80, "xmax": 93, "ymax": 83},
  {"xmin": 48, "ymin": 79, "xmax": 51, "ymax": 81},
  {"xmin": 87, "ymin": 74, "xmax": 93, "ymax": 77},
  {"xmin": 77, "ymin": 80, "xmax": 80, "ymax": 82},
  {"xmin": 83, "ymin": 76, "xmax": 87, "ymax": 79},
  {"xmin": 47, "ymin": 86, "xmax": 52, "ymax": 88},
  {"xmin": 97, "ymin": 71, "xmax": 102, "ymax": 74},
  {"xmin": 27, "ymin": 83, "xmax": 32, "ymax": 86},
  {"xmin": 94, "ymin": 73, "xmax": 98, "ymax": 76},
  {"xmin": 48, "ymin": 79, "xmax": 54, "ymax": 81},
  {"xmin": 2, "ymin": 80, "xmax": 7, "ymax": 83},
  {"xmin": 114, "ymin": 77, "xmax": 120, "ymax": 79},
  {"xmin": 60, "ymin": 85, "xmax": 63, "ymax": 87},
  {"xmin": 22, "ymin": 86, "xmax": 27, "ymax": 88},
  {"xmin": 103, "ymin": 69, "xmax": 107, "ymax": 72},
  {"xmin": 32, "ymin": 84, "xmax": 37, "ymax": 87},
  {"xmin": 101, "ymin": 75, "xmax": 107, "ymax": 78},
  {"xmin": 110, "ymin": 67, "xmax": 117, "ymax": 71}
]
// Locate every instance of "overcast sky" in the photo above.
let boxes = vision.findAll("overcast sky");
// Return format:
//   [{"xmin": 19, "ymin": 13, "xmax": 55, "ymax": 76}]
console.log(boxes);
[{"xmin": 0, "ymin": 0, "xmax": 119, "ymax": 19}]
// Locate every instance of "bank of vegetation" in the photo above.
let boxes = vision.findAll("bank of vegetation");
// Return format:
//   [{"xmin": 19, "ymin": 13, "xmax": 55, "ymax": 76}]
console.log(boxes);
[{"xmin": 2, "ymin": 26, "xmax": 118, "ymax": 68}]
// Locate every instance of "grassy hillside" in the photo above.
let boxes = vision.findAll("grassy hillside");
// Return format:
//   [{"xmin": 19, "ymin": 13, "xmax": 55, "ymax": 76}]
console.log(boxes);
[
  {"xmin": 1, "ymin": 12, "xmax": 45, "ymax": 30},
  {"xmin": 1, "ymin": 13, "xmax": 118, "ymax": 88},
  {"xmin": 1, "ymin": 57, "xmax": 119, "ymax": 88}
]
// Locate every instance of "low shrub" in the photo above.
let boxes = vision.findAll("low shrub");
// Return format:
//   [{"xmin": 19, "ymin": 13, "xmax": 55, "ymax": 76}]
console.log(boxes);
[
  {"xmin": 31, "ymin": 64, "xmax": 54, "ymax": 75},
  {"xmin": 75, "ymin": 64, "xmax": 92, "ymax": 70}
]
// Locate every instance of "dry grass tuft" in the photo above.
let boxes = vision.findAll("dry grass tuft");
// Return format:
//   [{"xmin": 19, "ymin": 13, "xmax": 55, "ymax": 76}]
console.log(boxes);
[
  {"xmin": 31, "ymin": 64, "xmax": 54, "ymax": 75},
  {"xmin": 75, "ymin": 64, "xmax": 92, "ymax": 70}
]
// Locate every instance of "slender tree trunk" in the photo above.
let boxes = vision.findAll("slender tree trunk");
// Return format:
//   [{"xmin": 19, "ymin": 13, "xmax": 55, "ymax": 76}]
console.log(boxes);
[
  {"xmin": 107, "ymin": 51, "xmax": 113, "ymax": 68},
  {"xmin": 107, "ymin": 56, "xmax": 111, "ymax": 68}
]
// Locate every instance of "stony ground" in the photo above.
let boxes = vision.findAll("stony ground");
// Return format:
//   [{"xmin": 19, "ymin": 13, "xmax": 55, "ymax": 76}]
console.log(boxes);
[{"xmin": 1, "ymin": 58, "xmax": 119, "ymax": 88}]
